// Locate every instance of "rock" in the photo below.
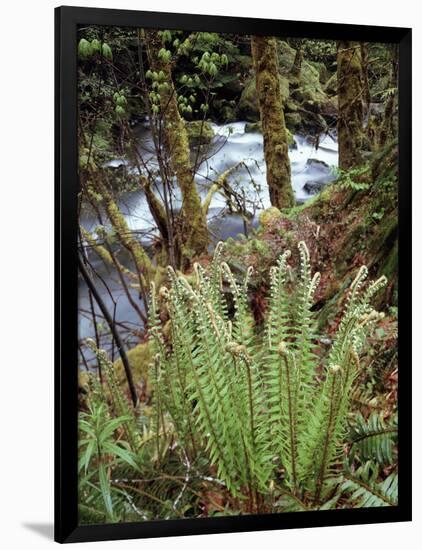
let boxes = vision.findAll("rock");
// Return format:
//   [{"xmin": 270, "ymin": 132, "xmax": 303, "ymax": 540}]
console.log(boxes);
[
  {"xmin": 113, "ymin": 341, "xmax": 154, "ymax": 387},
  {"xmin": 259, "ymin": 207, "xmax": 283, "ymax": 228},
  {"xmin": 277, "ymin": 41, "xmax": 296, "ymax": 71},
  {"xmin": 306, "ymin": 158, "xmax": 330, "ymax": 172},
  {"xmin": 238, "ymin": 74, "xmax": 289, "ymax": 121},
  {"xmin": 285, "ymin": 112, "xmax": 302, "ymax": 132},
  {"xmin": 220, "ymin": 103, "xmax": 237, "ymax": 123},
  {"xmin": 245, "ymin": 121, "xmax": 262, "ymax": 133},
  {"xmin": 320, "ymin": 96, "xmax": 338, "ymax": 119},
  {"xmin": 303, "ymin": 180, "xmax": 328, "ymax": 195},
  {"xmin": 186, "ymin": 120, "xmax": 215, "ymax": 147},
  {"xmin": 237, "ymin": 77, "xmax": 259, "ymax": 121},
  {"xmin": 324, "ymin": 73, "xmax": 337, "ymax": 95}
]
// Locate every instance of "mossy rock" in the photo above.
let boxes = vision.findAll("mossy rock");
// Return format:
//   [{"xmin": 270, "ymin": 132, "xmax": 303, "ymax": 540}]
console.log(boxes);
[
  {"xmin": 186, "ymin": 120, "xmax": 215, "ymax": 147},
  {"xmin": 277, "ymin": 40, "xmax": 296, "ymax": 72},
  {"xmin": 113, "ymin": 341, "xmax": 154, "ymax": 387},
  {"xmin": 299, "ymin": 62, "xmax": 326, "ymax": 103},
  {"xmin": 285, "ymin": 112, "xmax": 302, "ymax": 133},
  {"xmin": 286, "ymin": 129, "xmax": 296, "ymax": 148},
  {"xmin": 324, "ymin": 73, "xmax": 337, "ymax": 95},
  {"xmin": 238, "ymin": 75, "xmax": 289, "ymax": 121},
  {"xmin": 220, "ymin": 103, "xmax": 237, "ymax": 122},
  {"xmin": 244, "ymin": 121, "xmax": 262, "ymax": 133},
  {"xmin": 237, "ymin": 77, "xmax": 259, "ymax": 121},
  {"xmin": 259, "ymin": 207, "xmax": 283, "ymax": 228},
  {"xmin": 244, "ymin": 122, "xmax": 295, "ymax": 148}
]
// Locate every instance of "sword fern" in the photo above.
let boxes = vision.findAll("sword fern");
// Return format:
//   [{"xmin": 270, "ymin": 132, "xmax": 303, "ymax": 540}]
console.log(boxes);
[{"xmin": 149, "ymin": 241, "xmax": 388, "ymax": 506}]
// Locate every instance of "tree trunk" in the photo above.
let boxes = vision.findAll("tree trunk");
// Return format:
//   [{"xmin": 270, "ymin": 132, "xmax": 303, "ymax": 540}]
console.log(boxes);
[
  {"xmin": 251, "ymin": 36, "xmax": 294, "ymax": 209},
  {"xmin": 337, "ymin": 41, "xmax": 364, "ymax": 170},
  {"xmin": 360, "ymin": 43, "xmax": 371, "ymax": 120},
  {"xmin": 144, "ymin": 29, "xmax": 208, "ymax": 263},
  {"xmin": 379, "ymin": 45, "xmax": 398, "ymax": 147},
  {"xmin": 290, "ymin": 40, "xmax": 303, "ymax": 81},
  {"xmin": 90, "ymin": 177, "xmax": 154, "ymax": 283}
]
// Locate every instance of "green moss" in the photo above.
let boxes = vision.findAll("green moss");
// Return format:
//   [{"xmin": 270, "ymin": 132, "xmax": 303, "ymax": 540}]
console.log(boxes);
[
  {"xmin": 277, "ymin": 40, "xmax": 296, "ymax": 71},
  {"xmin": 185, "ymin": 120, "xmax": 215, "ymax": 147},
  {"xmin": 285, "ymin": 112, "xmax": 302, "ymax": 132},
  {"xmin": 324, "ymin": 73, "xmax": 337, "ymax": 95},
  {"xmin": 238, "ymin": 77, "xmax": 259, "ymax": 121},
  {"xmin": 244, "ymin": 121, "xmax": 262, "ymax": 133},
  {"xmin": 259, "ymin": 206, "xmax": 283, "ymax": 228},
  {"xmin": 251, "ymin": 36, "xmax": 294, "ymax": 209},
  {"xmin": 337, "ymin": 41, "xmax": 365, "ymax": 169},
  {"xmin": 113, "ymin": 341, "xmax": 155, "ymax": 387}
]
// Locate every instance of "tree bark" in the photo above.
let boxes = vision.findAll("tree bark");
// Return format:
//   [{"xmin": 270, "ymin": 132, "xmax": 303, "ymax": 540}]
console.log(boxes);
[
  {"xmin": 290, "ymin": 40, "xmax": 303, "ymax": 81},
  {"xmin": 144, "ymin": 29, "xmax": 209, "ymax": 263},
  {"xmin": 90, "ymin": 176, "xmax": 154, "ymax": 283},
  {"xmin": 251, "ymin": 36, "xmax": 294, "ymax": 209},
  {"xmin": 337, "ymin": 41, "xmax": 365, "ymax": 170},
  {"xmin": 379, "ymin": 44, "xmax": 398, "ymax": 148}
]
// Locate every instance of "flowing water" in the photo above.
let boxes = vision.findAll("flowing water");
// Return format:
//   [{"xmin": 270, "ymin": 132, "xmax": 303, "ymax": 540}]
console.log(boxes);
[{"xmin": 79, "ymin": 121, "xmax": 338, "ymax": 361}]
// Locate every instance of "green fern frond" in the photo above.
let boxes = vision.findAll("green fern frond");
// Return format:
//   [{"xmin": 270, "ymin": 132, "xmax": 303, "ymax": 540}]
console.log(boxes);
[
  {"xmin": 150, "ymin": 242, "xmax": 387, "ymax": 504},
  {"xmin": 342, "ymin": 462, "xmax": 398, "ymax": 507},
  {"xmin": 348, "ymin": 412, "xmax": 397, "ymax": 465}
]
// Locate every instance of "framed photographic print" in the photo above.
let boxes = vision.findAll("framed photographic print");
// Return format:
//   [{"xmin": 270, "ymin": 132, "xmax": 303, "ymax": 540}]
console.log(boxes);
[{"xmin": 55, "ymin": 6, "xmax": 412, "ymax": 543}]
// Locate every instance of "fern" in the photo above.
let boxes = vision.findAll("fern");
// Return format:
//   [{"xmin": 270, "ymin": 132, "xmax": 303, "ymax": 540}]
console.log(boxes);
[
  {"xmin": 342, "ymin": 462, "xmax": 398, "ymax": 507},
  {"xmin": 80, "ymin": 241, "xmax": 391, "ymax": 518},
  {"xmin": 150, "ymin": 241, "xmax": 387, "ymax": 505},
  {"xmin": 348, "ymin": 412, "xmax": 397, "ymax": 465}
]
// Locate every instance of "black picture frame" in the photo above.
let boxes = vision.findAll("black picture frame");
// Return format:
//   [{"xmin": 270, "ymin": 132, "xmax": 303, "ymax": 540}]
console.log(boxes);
[{"xmin": 55, "ymin": 5, "xmax": 412, "ymax": 543}]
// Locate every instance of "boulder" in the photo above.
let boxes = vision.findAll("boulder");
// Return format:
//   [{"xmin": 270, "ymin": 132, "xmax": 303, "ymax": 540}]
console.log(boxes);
[
  {"xmin": 244, "ymin": 121, "xmax": 262, "ymax": 133},
  {"xmin": 186, "ymin": 120, "xmax": 215, "ymax": 147},
  {"xmin": 303, "ymin": 180, "xmax": 328, "ymax": 195},
  {"xmin": 259, "ymin": 207, "xmax": 283, "ymax": 228},
  {"xmin": 238, "ymin": 74, "xmax": 289, "ymax": 121},
  {"xmin": 306, "ymin": 158, "xmax": 330, "ymax": 173},
  {"xmin": 113, "ymin": 341, "xmax": 154, "ymax": 387},
  {"xmin": 285, "ymin": 112, "xmax": 302, "ymax": 133}
]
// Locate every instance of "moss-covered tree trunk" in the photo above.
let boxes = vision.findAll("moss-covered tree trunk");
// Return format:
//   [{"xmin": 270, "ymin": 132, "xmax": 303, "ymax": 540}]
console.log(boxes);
[
  {"xmin": 360, "ymin": 43, "xmax": 371, "ymax": 119},
  {"xmin": 144, "ymin": 30, "xmax": 208, "ymax": 263},
  {"xmin": 290, "ymin": 39, "xmax": 303, "ymax": 81},
  {"xmin": 337, "ymin": 41, "xmax": 365, "ymax": 170},
  {"xmin": 379, "ymin": 45, "xmax": 398, "ymax": 148},
  {"xmin": 91, "ymin": 178, "xmax": 154, "ymax": 283},
  {"xmin": 251, "ymin": 36, "xmax": 294, "ymax": 209}
]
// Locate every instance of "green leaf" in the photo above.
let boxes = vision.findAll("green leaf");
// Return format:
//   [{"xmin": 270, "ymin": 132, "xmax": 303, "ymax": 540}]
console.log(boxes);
[
  {"xmin": 102, "ymin": 43, "xmax": 113, "ymax": 60},
  {"xmin": 78, "ymin": 39, "xmax": 92, "ymax": 59}
]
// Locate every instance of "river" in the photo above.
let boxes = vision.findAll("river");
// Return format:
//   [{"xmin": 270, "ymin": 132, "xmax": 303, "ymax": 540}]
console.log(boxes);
[{"xmin": 79, "ymin": 121, "xmax": 338, "ymax": 364}]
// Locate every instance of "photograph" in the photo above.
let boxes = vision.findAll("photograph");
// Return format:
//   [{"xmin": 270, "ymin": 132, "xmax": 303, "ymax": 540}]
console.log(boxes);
[{"xmin": 76, "ymin": 23, "xmax": 400, "ymax": 525}]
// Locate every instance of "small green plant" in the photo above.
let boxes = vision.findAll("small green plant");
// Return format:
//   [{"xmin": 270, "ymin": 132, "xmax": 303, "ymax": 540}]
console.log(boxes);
[
  {"xmin": 336, "ymin": 165, "xmax": 370, "ymax": 191},
  {"xmin": 78, "ymin": 399, "xmax": 140, "ymax": 523}
]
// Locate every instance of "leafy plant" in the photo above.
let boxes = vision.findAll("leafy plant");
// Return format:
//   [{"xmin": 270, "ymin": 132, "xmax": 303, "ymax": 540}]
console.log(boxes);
[
  {"xmin": 348, "ymin": 411, "xmax": 397, "ymax": 466},
  {"xmin": 78, "ymin": 399, "xmax": 140, "ymax": 522},
  {"xmin": 342, "ymin": 462, "xmax": 398, "ymax": 507},
  {"xmin": 148, "ymin": 241, "xmax": 389, "ymax": 508},
  {"xmin": 336, "ymin": 165, "xmax": 371, "ymax": 191},
  {"xmin": 79, "ymin": 242, "xmax": 395, "ymax": 519}
]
